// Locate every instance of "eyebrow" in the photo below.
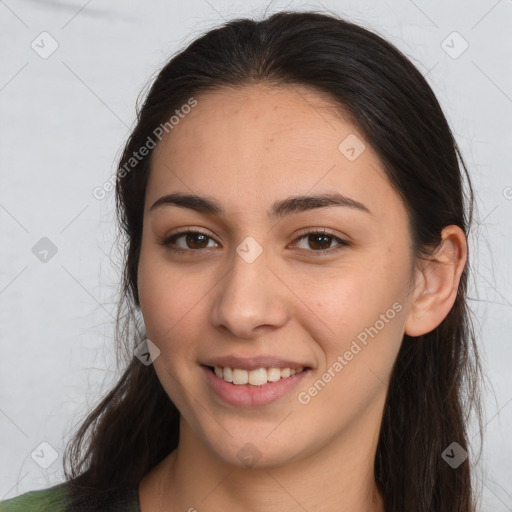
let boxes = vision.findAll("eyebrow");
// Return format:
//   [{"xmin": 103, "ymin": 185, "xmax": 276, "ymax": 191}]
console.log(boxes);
[{"xmin": 149, "ymin": 191, "xmax": 372, "ymax": 219}]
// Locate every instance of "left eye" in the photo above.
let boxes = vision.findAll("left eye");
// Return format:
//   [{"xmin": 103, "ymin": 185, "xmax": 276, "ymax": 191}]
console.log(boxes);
[
  {"xmin": 162, "ymin": 229, "xmax": 348, "ymax": 255},
  {"xmin": 295, "ymin": 231, "xmax": 347, "ymax": 253}
]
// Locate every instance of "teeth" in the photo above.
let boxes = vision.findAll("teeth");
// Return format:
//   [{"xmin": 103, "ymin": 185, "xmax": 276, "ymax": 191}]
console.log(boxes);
[
  {"xmin": 232, "ymin": 368, "xmax": 248, "ymax": 385},
  {"xmin": 267, "ymin": 367, "xmax": 281, "ymax": 382},
  {"xmin": 223, "ymin": 367, "xmax": 233, "ymax": 382},
  {"xmin": 248, "ymin": 368, "xmax": 267, "ymax": 386},
  {"xmin": 213, "ymin": 366, "xmax": 305, "ymax": 386}
]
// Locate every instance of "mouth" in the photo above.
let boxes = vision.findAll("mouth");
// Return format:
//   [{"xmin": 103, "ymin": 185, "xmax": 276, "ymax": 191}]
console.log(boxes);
[
  {"xmin": 206, "ymin": 365, "xmax": 308, "ymax": 386},
  {"xmin": 202, "ymin": 364, "xmax": 312, "ymax": 407}
]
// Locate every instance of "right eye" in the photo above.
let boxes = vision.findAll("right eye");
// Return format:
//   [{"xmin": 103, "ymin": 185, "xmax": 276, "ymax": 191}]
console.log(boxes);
[{"xmin": 162, "ymin": 229, "xmax": 219, "ymax": 253}]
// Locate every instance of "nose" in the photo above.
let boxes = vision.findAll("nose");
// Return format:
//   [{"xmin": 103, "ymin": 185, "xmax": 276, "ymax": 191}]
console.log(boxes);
[{"xmin": 210, "ymin": 247, "xmax": 289, "ymax": 339}]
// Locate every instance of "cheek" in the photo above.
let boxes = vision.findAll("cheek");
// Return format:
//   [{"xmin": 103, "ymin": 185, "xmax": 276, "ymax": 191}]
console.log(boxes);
[
  {"xmin": 304, "ymin": 260, "xmax": 407, "ymax": 353},
  {"xmin": 137, "ymin": 249, "xmax": 190, "ymax": 342},
  {"xmin": 297, "ymin": 272, "xmax": 406, "ymax": 425},
  {"xmin": 137, "ymin": 248, "xmax": 215, "ymax": 366},
  {"xmin": 137, "ymin": 252, "xmax": 203, "ymax": 406}
]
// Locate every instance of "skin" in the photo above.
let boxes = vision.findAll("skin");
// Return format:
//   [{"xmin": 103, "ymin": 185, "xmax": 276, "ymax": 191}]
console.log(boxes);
[{"xmin": 137, "ymin": 84, "xmax": 467, "ymax": 511}]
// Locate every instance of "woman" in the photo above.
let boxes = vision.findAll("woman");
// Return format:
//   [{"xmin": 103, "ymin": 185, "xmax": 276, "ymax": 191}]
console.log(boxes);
[{"xmin": 0, "ymin": 9, "xmax": 483, "ymax": 512}]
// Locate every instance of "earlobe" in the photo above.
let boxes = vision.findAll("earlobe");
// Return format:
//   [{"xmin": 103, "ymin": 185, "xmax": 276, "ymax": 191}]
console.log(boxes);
[{"xmin": 405, "ymin": 225, "xmax": 467, "ymax": 337}]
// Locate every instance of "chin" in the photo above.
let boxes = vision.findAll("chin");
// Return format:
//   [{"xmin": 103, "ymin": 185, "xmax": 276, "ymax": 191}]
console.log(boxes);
[{"xmin": 201, "ymin": 430, "xmax": 310, "ymax": 470}]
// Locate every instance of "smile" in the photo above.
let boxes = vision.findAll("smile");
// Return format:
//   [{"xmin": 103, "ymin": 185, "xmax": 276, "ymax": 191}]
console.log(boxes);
[
  {"xmin": 203, "ymin": 365, "xmax": 311, "ymax": 407},
  {"xmin": 211, "ymin": 365, "xmax": 306, "ymax": 386}
]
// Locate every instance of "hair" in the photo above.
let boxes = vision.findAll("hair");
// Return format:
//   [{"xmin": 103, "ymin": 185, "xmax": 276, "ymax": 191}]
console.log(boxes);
[{"xmin": 63, "ymin": 10, "xmax": 483, "ymax": 511}]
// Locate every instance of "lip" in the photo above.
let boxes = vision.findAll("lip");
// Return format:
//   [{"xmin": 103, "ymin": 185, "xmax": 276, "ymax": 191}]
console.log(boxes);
[
  {"xmin": 202, "ymin": 365, "xmax": 312, "ymax": 407},
  {"xmin": 201, "ymin": 355, "xmax": 311, "ymax": 371}
]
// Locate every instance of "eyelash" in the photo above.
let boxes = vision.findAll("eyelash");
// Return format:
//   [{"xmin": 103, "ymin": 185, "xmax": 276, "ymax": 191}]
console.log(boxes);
[{"xmin": 161, "ymin": 228, "xmax": 349, "ymax": 256}]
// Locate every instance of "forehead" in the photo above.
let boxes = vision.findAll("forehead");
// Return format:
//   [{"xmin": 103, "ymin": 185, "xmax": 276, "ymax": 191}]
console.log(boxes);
[
  {"xmin": 147, "ymin": 84, "xmax": 404, "ymax": 224},
  {"xmin": 152, "ymin": 83, "xmax": 353, "ymax": 170}
]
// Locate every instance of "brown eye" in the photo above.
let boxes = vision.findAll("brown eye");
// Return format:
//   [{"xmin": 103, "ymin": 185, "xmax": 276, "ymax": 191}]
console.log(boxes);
[
  {"xmin": 294, "ymin": 230, "xmax": 348, "ymax": 254},
  {"xmin": 306, "ymin": 233, "xmax": 333, "ymax": 251},
  {"xmin": 183, "ymin": 233, "xmax": 209, "ymax": 249},
  {"xmin": 163, "ymin": 230, "xmax": 218, "ymax": 253},
  {"xmin": 162, "ymin": 228, "xmax": 348, "ymax": 256}
]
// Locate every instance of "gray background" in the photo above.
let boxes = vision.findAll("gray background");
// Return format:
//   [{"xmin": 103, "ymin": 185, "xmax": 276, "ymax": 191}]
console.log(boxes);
[{"xmin": 1, "ymin": 0, "xmax": 511, "ymax": 509}]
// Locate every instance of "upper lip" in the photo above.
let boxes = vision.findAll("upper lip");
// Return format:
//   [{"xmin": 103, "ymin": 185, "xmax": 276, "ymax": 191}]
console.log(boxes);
[{"xmin": 202, "ymin": 355, "xmax": 311, "ymax": 371}]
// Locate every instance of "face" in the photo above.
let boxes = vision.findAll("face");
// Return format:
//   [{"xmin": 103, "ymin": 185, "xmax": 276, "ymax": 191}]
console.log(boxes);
[{"xmin": 137, "ymin": 84, "xmax": 416, "ymax": 469}]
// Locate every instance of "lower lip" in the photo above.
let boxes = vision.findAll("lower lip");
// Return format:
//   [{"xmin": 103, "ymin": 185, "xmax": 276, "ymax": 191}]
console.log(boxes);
[{"xmin": 203, "ymin": 366, "xmax": 311, "ymax": 407}]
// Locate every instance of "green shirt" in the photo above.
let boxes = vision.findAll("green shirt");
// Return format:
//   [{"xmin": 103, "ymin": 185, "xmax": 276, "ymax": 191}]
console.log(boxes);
[{"xmin": 0, "ymin": 481, "xmax": 141, "ymax": 511}]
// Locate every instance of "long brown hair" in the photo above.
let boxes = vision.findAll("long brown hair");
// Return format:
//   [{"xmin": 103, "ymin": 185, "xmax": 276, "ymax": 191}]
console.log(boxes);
[{"xmin": 63, "ymin": 10, "xmax": 483, "ymax": 511}]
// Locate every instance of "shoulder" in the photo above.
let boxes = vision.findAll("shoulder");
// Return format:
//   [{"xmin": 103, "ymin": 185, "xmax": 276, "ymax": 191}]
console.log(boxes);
[
  {"xmin": 0, "ymin": 481, "xmax": 140, "ymax": 511},
  {"xmin": 0, "ymin": 482, "xmax": 68, "ymax": 511}
]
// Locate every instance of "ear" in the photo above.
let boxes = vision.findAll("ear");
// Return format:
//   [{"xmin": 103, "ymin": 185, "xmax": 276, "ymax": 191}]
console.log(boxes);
[{"xmin": 405, "ymin": 225, "xmax": 467, "ymax": 337}]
